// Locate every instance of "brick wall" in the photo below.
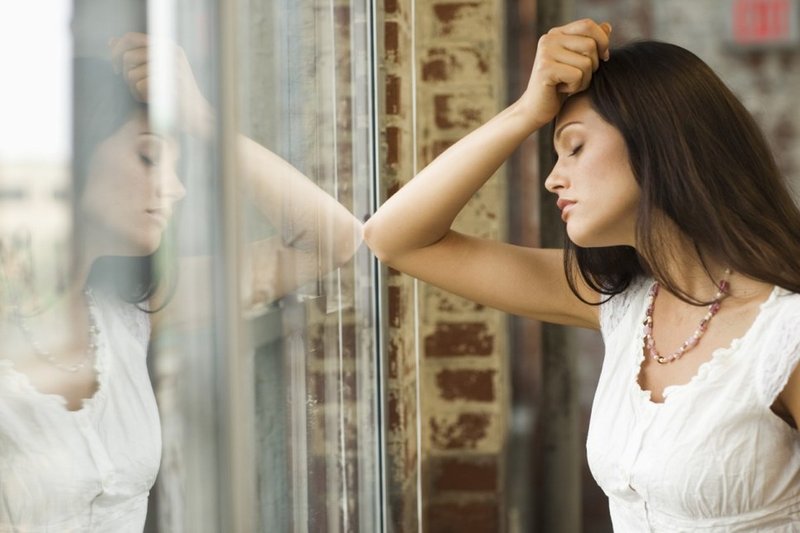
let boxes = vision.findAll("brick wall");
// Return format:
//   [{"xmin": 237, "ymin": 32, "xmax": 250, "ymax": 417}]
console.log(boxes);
[
  {"xmin": 415, "ymin": 2, "xmax": 509, "ymax": 532},
  {"xmin": 378, "ymin": 0, "xmax": 510, "ymax": 531}
]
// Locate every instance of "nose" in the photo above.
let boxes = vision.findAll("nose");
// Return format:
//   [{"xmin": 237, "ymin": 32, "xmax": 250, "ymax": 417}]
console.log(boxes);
[
  {"xmin": 544, "ymin": 165, "xmax": 567, "ymax": 194},
  {"xmin": 157, "ymin": 166, "xmax": 187, "ymax": 204}
]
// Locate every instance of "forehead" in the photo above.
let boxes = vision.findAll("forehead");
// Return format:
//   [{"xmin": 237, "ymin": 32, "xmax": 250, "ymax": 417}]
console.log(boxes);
[
  {"xmin": 553, "ymin": 95, "xmax": 617, "ymax": 144},
  {"xmin": 555, "ymin": 96, "xmax": 594, "ymax": 128},
  {"xmin": 113, "ymin": 113, "xmax": 179, "ymax": 151}
]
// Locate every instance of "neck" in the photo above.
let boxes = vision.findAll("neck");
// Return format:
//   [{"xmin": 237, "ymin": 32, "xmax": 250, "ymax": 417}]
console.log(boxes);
[{"xmin": 653, "ymin": 246, "xmax": 770, "ymax": 305}]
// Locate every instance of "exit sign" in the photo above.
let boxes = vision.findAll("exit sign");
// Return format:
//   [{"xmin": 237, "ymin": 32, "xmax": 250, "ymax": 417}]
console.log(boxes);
[{"xmin": 726, "ymin": 0, "xmax": 800, "ymax": 47}]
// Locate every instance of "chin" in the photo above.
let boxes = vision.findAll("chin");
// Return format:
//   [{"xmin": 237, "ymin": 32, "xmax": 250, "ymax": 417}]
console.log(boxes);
[
  {"xmin": 124, "ymin": 233, "xmax": 163, "ymax": 256},
  {"xmin": 566, "ymin": 226, "xmax": 628, "ymax": 249},
  {"xmin": 566, "ymin": 227, "xmax": 597, "ymax": 248}
]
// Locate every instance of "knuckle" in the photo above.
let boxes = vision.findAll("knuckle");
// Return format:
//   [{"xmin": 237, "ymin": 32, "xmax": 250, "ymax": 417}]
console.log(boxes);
[{"xmin": 538, "ymin": 57, "xmax": 555, "ymax": 70}]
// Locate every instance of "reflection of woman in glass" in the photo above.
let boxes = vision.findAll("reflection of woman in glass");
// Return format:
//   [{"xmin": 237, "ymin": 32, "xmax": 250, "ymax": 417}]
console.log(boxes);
[
  {"xmin": 365, "ymin": 19, "xmax": 800, "ymax": 531},
  {"xmin": 0, "ymin": 34, "xmax": 361, "ymax": 531}
]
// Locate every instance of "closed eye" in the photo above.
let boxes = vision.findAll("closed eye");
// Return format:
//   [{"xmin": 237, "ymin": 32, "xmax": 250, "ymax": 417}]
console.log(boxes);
[{"xmin": 569, "ymin": 145, "xmax": 583, "ymax": 157}]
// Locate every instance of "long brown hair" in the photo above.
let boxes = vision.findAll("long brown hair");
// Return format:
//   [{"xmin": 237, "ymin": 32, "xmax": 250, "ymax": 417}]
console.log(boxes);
[
  {"xmin": 73, "ymin": 58, "xmax": 177, "ymax": 306},
  {"xmin": 564, "ymin": 40, "xmax": 800, "ymax": 304}
]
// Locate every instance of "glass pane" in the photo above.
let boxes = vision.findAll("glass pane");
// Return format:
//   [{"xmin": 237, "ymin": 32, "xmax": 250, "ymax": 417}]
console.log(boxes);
[
  {"xmin": 237, "ymin": 0, "xmax": 380, "ymax": 530},
  {"xmin": 0, "ymin": 0, "xmax": 381, "ymax": 530}
]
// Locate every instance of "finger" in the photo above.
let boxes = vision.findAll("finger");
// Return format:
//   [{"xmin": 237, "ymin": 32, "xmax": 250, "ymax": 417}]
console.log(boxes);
[
  {"xmin": 600, "ymin": 22, "xmax": 612, "ymax": 60},
  {"xmin": 535, "ymin": 52, "xmax": 586, "ymax": 94},
  {"xmin": 555, "ymin": 19, "xmax": 612, "ymax": 63},
  {"xmin": 110, "ymin": 32, "xmax": 149, "ymax": 73},
  {"xmin": 552, "ymin": 63, "xmax": 585, "ymax": 95},
  {"xmin": 133, "ymin": 78, "xmax": 149, "ymax": 103},
  {"xmin": 118, "ymin": 32, "xmax": 150, "ymax": 50},
  {"xmin": 558, "ymin": 34, "xmax": 602, "ymax": 72},
  {"xmin": 126, "ymin": 63, "xmax": 148, "ymax": 88},
  {"xmin": 547, "ymin": 48, "xmax": 593, "ymax": 88},
  {"xmin": 126, "ymin": 64, "xmax": 149, "ymax": 102},
  {"xmin": 122, "ymin": 47, "xmax": 148, "ymax": 76}
]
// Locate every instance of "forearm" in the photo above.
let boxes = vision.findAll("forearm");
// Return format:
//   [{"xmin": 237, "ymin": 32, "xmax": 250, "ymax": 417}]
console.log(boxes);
[
  {"xmin": 364, "ymin": 99, "xmax": 545, "ymax": 261},
  {"xmin": 237, "ymin": 134, "xmax": 362, "ymax": 266}
]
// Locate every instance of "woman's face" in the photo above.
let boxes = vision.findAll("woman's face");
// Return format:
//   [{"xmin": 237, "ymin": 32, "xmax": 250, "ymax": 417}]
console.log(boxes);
[
  {"xmin": 79, "ymin": 111, "xmax": 186, "ymax": 257},
  {"xmin": 544, "ymin": 95, "xmax": 640, "ymax": 248}
]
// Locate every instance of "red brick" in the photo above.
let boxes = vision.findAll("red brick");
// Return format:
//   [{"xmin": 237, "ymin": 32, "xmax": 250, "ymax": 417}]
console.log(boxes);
[
  {"xmin": 422, "ymin": 49, "xmax": 449, "ymax": 81},
  {"xmin": 386, "ymin": 126, "xmax": 400, "ymax": 167},
  {"xmin": 425, "ymin": 322, "xmax": 494, "ymax": 357},
  {"xmin": 430, "ymin": 413, "xmax": 490, "ymax": 450},
  {"xmin": 426, "ymin": 501, "xmax": 498, "ymax": 533},
  {"xmin": 432, "ymin": 2, "xmax": 480, "ymax": 23},
  {"xmin": 387, "ymin": 392, "xmax": 402, "ymax": 431},
  {"xmin": 436, "ymin": 369, "xmax": 495, "ymax": 402},
  {"xmin": 387, "ymin": 337, "xmax": 400, "ymax": 378},
  {"xmin": 433, "ymin": 94, "xmax": 484, "ymax": 130},
  {"xmin": 386, "ymin": 74, "xmax": 401, "ymax": 114},
  {"xmin": 431, "ymin": 456, "xmax": 498, "ymax": 492},
  {"xmin": 388, "ymin": 285, "xmax": 402, "ymax": 327},
  {"xmin": 385, "ymin": 21, "xmax": 399, "ymax": 61}
]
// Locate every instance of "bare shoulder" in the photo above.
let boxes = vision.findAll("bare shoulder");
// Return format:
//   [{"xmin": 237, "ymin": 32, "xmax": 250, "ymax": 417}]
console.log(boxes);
[{"xmin": 380, "ymin": 230, "xmax": 601, "ymax": 329}]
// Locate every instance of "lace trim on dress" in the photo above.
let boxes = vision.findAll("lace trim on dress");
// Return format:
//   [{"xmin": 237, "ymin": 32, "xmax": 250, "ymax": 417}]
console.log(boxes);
[
  {"xmin": 598, "ymin": 276, "xmax": 649, "ymax": 339},
  {"xmin": 634, "ymin": 284, "xmax": 782, "ymax": 404},
  {"xmin": 756, "ymin": 288, "xmax": 800, "ymax": 406}
]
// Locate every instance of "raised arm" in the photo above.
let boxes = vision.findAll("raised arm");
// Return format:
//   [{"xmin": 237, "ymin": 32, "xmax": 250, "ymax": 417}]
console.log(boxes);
[
  {"xmin": 363, "ymin": 19, "xmax": 612, "ymax": 329},
  {"xmin": 110, "ymin": 32, "xmax": 363, "ymax": 314}
]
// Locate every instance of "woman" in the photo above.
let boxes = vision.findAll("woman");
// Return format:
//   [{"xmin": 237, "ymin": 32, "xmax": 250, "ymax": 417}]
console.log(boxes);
[
  {"xmin": 0, "ymin": 35, "xmax": 361, "ymax": 531},
  {"xmin": 364, "ymin": 19, "xmax": 800, "ymax": 531}
]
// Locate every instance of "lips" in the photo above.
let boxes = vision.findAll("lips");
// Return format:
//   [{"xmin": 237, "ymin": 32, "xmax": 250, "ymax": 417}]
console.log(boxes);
[
  {"xmin": 145, "ymin": 208, "xmax": 172, "ymax": 227},
  {"xmin": 556, "ymin": 198, "xmax": 576, "ymax": 221}
]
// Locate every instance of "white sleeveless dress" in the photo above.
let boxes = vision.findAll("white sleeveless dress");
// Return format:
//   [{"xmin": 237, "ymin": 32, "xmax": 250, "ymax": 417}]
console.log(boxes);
[
  {"xmin": 0, "ymin": 289, "xmax": 160, "ymax": 532},
  {"xmin": 589, "ymin": 277, "xmax": 800, "ymax": 531}
]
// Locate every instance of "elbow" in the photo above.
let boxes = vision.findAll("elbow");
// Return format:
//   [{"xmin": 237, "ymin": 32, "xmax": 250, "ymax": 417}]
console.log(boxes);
[
  {"xmin": 333, "ymin": 219, "xmax": 363, "ymax": 267},
  {"xmin": 320, "ymin": 215, "xmax": 364, "ymax": 269},
  {"xmin": 362, "ymin": 217, "xmax": 394, "ymax": 265}
]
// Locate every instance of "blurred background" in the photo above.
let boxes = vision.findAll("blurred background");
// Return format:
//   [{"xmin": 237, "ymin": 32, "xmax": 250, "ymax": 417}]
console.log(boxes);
[{"xmin": 0, "ymin": 0, "xmax": 796, "ymax": 531}]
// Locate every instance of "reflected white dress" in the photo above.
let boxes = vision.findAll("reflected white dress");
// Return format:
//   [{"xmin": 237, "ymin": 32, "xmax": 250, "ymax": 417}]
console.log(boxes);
[
  {"xmin": 0, "ymin": 290, "xmax": 160, "ymax": 532},
  {"xmin": 589, "ymin": 277, "xmax": 800, "ymax": 532}
]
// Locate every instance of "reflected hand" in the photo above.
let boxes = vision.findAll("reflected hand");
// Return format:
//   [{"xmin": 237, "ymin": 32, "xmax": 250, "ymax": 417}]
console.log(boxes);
[
  {"xmin": 521, "ymin": 19, "xmax": 612, "ymax": 127},
  {"xmin": 109, "ymin": 32, "xmax": 214, "ymax": 138}
]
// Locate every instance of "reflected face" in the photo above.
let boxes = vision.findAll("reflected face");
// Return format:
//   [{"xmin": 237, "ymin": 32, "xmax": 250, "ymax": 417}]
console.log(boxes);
[
  {"xmin": 79, "ymin": 111, "xmax": 186, "ymax": 257},
  {"xmin": 544, "ymin": 96, "xmax": 640, "ymax": 248}
]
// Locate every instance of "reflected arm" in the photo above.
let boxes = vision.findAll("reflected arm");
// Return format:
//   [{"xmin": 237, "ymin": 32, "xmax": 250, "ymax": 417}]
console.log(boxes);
[{"xmin": 236, "ymin": 135, "xmax": 362, "ymax": 307}]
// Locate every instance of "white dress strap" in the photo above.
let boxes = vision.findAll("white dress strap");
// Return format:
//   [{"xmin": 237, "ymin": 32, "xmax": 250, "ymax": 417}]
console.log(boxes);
[
  {"xmin": 92, "ymin": 289, "xmax": 151, "ymax": 353},
  {"xmin": 755, "ymin": 288, "xmax": 800, "ymax": 406}
]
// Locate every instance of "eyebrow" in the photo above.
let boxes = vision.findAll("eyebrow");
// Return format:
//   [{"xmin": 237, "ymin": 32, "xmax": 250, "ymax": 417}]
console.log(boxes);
[{"xmin": 554, "ymin": 121, "xmax": 582, "ymax": 142}]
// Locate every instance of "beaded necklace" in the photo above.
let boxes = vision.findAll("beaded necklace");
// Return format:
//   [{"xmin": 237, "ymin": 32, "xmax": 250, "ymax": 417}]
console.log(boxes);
[
  {"xmin": 14, "ymin": 288, "xmax": 99, "ymax": 373},
  {"xmin": 643, "ymin": 270, "xmax": 731, "ymax": 365}
]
